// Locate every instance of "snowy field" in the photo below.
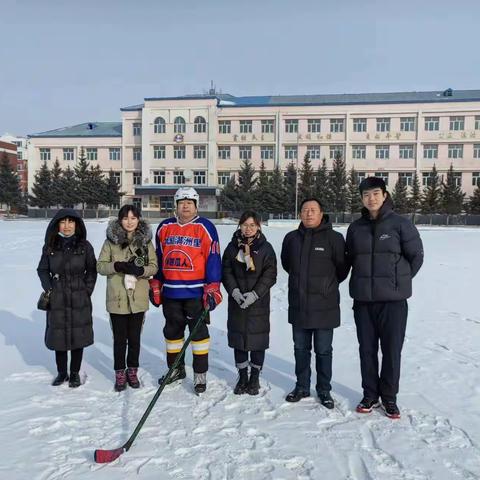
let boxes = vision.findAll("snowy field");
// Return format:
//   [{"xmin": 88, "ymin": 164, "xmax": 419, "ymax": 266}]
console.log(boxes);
[{"xmin": 0, "ymin": 220, "xmax": 479, "ymax": 480}]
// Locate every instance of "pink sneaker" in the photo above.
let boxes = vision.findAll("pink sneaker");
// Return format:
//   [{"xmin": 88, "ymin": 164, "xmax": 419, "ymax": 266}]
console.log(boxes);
[
  {"xmin": 114, "ymin": 369, "xmax": 127, "ymax": 392},
  {"xmin": 127, "ymin": 367, "xmax": 140, "ymax": 388}
]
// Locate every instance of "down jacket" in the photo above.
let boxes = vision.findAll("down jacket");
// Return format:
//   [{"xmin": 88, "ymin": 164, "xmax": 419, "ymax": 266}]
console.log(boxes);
[{"xmin": 37, "ymin": 209, "xmax": 97, "ymax": 351}]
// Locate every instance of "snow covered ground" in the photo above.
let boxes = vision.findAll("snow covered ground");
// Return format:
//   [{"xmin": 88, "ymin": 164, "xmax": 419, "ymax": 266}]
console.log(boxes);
[{"xmin": 0, "ymin": 220, "xmax": 479, "ymax": 480}]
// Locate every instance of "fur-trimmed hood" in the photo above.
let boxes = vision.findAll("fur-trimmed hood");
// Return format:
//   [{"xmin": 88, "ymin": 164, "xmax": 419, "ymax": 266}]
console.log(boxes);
[{"xmin": 106, "ymin": 218, "xmax": 153, "ymax": 248}]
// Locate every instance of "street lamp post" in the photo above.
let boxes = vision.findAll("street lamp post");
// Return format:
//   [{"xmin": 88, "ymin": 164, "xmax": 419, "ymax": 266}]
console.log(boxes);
[{"xmin": 294, "ymin": 133, "xmax": 300, "ymax": 218}]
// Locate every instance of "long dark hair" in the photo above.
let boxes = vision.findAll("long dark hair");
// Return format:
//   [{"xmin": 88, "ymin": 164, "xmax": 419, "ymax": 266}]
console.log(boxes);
[
  {"xmin": 238, "ymin": 210, "xmax": 262, "ymax": 228},
  {"xmin": 118, "ymin": 204, "xmax": 142, "ymax": 221}
]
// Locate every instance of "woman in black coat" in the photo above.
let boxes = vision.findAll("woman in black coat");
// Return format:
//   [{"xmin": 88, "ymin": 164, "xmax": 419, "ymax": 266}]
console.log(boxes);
[
  {"xmin": 222, "ymin": 211, "xmax": 277, "ymax": 395},
  {"xmin": 37, "ymin": 209, "xmax": 97, "ymax": 388}
]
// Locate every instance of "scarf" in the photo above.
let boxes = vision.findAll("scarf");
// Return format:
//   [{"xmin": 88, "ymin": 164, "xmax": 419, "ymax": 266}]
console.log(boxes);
[{"xmin": 235, "ymin": 230, "xmax": 261, "ymax": 271}]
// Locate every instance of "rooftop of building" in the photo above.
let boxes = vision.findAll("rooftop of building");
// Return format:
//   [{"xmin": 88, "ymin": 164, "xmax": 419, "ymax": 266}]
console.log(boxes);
[{"xmin": 29, "ymin": 122, "xmax": 122, "ymax": 138}]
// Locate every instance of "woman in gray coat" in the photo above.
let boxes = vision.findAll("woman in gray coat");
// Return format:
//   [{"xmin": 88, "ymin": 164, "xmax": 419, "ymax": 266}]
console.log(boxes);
[{"xmin": 222, "ymin": 211, "xmax": 277, "ymax": 395}]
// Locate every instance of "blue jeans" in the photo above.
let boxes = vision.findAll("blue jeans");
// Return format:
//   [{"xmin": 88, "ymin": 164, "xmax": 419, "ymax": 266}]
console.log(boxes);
[{"xmin": 292, "ymin": 326, "xmax": 333, "ymax": 394}]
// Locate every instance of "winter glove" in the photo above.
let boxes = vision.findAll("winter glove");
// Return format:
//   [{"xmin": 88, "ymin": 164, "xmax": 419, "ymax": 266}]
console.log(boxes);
[
  {"xmin": 114, "ymin": 261, "xmax": 128, "ymax": 273},
  {"xmin": 231, "ymin": 288, "xmax": 244, "ymax": 306},
  {"xmin": 203, "ymin": 282, "xmax": 223, "ymax": 312},
  {"xmin": 240, "ymin": 290, "xmax": 258, "ymax": 309},
  {"xmin": 122, "ymin": 262, "xmax": 145, "ymax": 277},
  {"xmin": 149, "ymin": 279, "xmax": 162, "ymax": 307}
]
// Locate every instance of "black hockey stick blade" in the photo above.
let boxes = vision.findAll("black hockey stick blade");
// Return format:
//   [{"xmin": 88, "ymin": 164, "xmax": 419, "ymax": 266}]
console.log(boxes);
[{"xmin": 94, "ymin": 447, "xmax": 125, "ymax": 463}]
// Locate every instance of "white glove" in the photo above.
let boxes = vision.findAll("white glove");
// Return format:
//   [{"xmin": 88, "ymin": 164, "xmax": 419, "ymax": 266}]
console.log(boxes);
[
  {"xmin": 231, "ymin": 288, "xmax": 244, "ymax": 306},
  {"xmin": 240, "ymin": 291, "xmax": 258, "ymax": 309}
]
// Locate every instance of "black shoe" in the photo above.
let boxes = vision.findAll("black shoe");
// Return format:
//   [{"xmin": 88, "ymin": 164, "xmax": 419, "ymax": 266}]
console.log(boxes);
[
  {"xmin": 247, "ymin": 367, "xmax": 260, "ymax": 396},
  {"xmin": 52, "ymin": 372, "xmax": 69, "ymax": 386},
  {"xmin": 158, "ymin": 365, "xmax": 186, "ymax": 385},
  {"xmin": 194, "ymin": 372, "xmax": 207, "ymax": 394},
  {"xmin": 233, "ymin": 368, "xmax": 249, "ymax": 395},
  {"xmin": 382, "ymin": 400, "xmax": 401, "ymax": 419},
  {"xmin": 318, "ymin": 392, "xmax": 334, "ymax": 409},
  {"xmin": 194, "ymin": 383, "xmax": 207, "ymax": 394},
  {"xmin": 285, "ymin": 387, "xmax": 310, "ymax": 403},
  {"xmin": 68, "ymin": 372, "xmax": 81, "ymax": 388},
  {"xmin": 356, "ymin": 397, "xmax": 380, "ymax": 413}
]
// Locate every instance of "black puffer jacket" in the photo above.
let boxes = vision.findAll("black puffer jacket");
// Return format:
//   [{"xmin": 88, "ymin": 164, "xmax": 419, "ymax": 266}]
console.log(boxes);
[
  {"xmin": 281, "ymin": 216, "xmax": 349, "ymax": 329},
  {"xmin": 222, "ymin": 231, "xmax": 277, "ymax": 351},
  {"xmin": 345, "ymin": 197, "xmax": 423, "ymax": 302},
  {"xmin": 37, "ymin": 209, "xmax": 97, "ymax": 351}
]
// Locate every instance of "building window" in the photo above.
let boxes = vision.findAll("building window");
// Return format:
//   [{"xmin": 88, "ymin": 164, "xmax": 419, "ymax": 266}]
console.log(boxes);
[
  {"xmin": 307, "ymin": 145, "xmax": 320, "ymax": 159},
  {"xmin": 154, "ymin": 117, "xmax": 166, "ymax": 134},
  {"xmin": 375, "ymin": 145, "xmax": 390, "ymax": 159},
  {"xmin": 16, "ymin": 164, "xmax": 23, "ymax": 171},
  {"xmin": 330, "ymin": 119, "xmax": 344, "ymax": 133},
  {"xmin": 284, "ymin": 145, "xmax": 297, "ymax": 160},
  {"xmin": 109, "ymin": 148, "xmax": 121, "ymax": 161},
  {"xmin": 261, "ymin": 120, "xmax": 274, "ymax": 133},
  {"xmin": 422, "ymin": 172, "xmax": 435, "ymax": 186},
  {"xmin": 472, "ymin": 172, "xmax": 480, "ymax": 186},
  {"xmin": 149, "ymin": 195, "xmax": 160, "ymax": 208},
  {"xmin": 218, "ymin": 146, "xmax": 231, "ymax": 160},
  {"xmin": 399, "ymin": 144, "xmax": 415, "ymax": 159},
  {"xmin": 194, "ymin": 145, "xmax": 206, "ymax": 159},
  {"xmin": 448, "ymin": 144, "xmax": 463, "ymax": 159},
  {"xmin": 425, "ymin": 116, "xmax": 439, "ymax": 131},
  {"xmin": 307, "ymin": 119, "xmax": 321, "ymax": 133},
  {"xmin": 160, "ymin": 195, "xmax": 174, "ymax": 212},
  {"xmin": 174, "ymin": 145, "xmax": 185, "ymax": 159},
  {"xmin": 133, "ymin": 147, "xmax": 142, "ymax": 161},
  {"xmin": 398, "ymin": 172, "xmax": 414, "ymax": 186},
  {"xmin": 133, "ymin": 172, "xmax": 142, "ymax": 185},
  {"xmin": 285, "ymin": 119, "xmax": 299, "ymax": 133},
  {"xmin": 194, "ymin": 116, "xmax": 206, "ymax": 133},
  {"xmin": 86, "ymin": 148, "xmax": 97, "ymax": 161},
  {"xmin": 132, "ymin": 197, "xmax": 142, "ymax": 209},
  {"xmin": 239, "ymin": 120, "xmax": 252, "ymax": 134},
  {"xmin": 423, "ymin": 144, "xmax": 438, "ymax": 159},
  {"xmin": 173, "ymin": 170, "xmax": 185, "ymax": 184},
  {"xmin": 261, "ymin": 145, "xmax": 275, "ymax": 160},
  {"xmin": 17, "ymin": 151, "xmax": 22, "ymax": 160},
  {"xmin": 353, "ymin": 118, "xmax": 367, "ymax": 132},
  {"xmin": 218, "ymin": 171, "xmax": 234, "ymax": 185},
  {"xmin": 474, "ymin": 144, "xmax": 480, "ymax": 158},
  {"xmin": 219, "ymin": 120, "xmax": 231, "ymax": 134},
  {"xmin": 400, "ymin": 117, "xmax": 416, "ymax": 132},
  {"xmin": 376, "ymin": 117, "xmax": 391, "ymax": 132},
  {"xmin": 352, "ymin": 145, "xmax": 366, "ymax": 159},
  {"xmin": 194, "ymin": 170, "xmax": 206, "ymax": 185},
  {"xmin": 239, "ymin": 145, "xmax": 252, "ymax": 160},
  {"xmin": 330, "ymin": 145, "xmax": 345, "ymax": 159},
  {"xmin": 475, "ymin": 116, "xmax": 480, "ymax": 130},
  {"xmin": 374, "ymin": 172, "xmax": 389, "ymax": 185},
  {"xmin": 133, "ymin": 122, "xmax": 142, "ymax": 136},
  {"xmin": 451, "ymin": 172, "xmax": 462, "ymax": 187},
  {"xmin": 153, "ymin": 170, "xmax": 165, "ymax": 184},
  {"xmin": 63, "ymin": 148, "xmax": 74, "ymax": 161},
  {"xmin": 357, "ymin": 171, "xmax": 366, "ymax": 182},
  {"xmin": 111, "ymin": 171, "xmax": 121, "ymax": 185},
  {"xmin": 153, "ymin": 145, "xmax": 165, "ymax": 159},
  {"xmin": 449, "ymin": 116, "xmax": 465, "ymax": 131},
  {"xmin": 40, "ymin": 148, "xmax": 50, "ymax": 161},
  {"xmin": 174, "ymin": 117, "xmax": 186, "ymax": 134}
]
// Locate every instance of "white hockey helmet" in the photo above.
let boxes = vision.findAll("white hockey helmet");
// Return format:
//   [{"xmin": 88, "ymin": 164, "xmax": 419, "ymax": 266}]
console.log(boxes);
[{"xmin": 174, "ymin": 186, "xmax": 199, "ymax": 207}]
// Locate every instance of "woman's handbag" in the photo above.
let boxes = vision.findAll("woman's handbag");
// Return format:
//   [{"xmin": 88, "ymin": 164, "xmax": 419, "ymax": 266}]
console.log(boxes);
[{"xmin": 37, "ymin": 289, "xmax": 52, "ymax": 311}]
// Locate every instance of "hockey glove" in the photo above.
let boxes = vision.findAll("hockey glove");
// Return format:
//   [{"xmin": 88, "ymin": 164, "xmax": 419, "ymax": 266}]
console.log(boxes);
[
  {"xmin": 240, "ymin": 291, "xmax": 258, "ymax": 309},
  {"xmin": 203, "ymin": 282, "xmax": 223, "ymax": 312},
  {"xmin": 149, "ymin": 279, "xmax": 162, "ymax": 307},
  {"xmin": 231, "ymin": 288, "xmax": 244, "ymax": 306}
]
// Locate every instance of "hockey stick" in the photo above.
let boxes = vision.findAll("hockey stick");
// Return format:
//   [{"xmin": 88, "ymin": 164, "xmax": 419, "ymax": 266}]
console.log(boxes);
[{"xmin": 94, "ymin": 308, "xmax": 209, "ymax": 463}]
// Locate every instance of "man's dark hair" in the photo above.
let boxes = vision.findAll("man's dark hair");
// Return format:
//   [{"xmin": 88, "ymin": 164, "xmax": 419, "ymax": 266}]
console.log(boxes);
[
  {"xmin": 359, "ymin": 177, "xmax": 387, "ymax": 194},
  {"xmin": 300, "ymin": 197, "xmax": 323, "ymax": 211},
  {"xmin": 118, "ymin": 204, "xmax": 142, "ymax": 221}
]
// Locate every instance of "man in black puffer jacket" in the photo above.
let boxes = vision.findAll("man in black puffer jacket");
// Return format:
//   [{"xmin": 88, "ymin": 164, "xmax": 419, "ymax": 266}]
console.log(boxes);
[
  {"xmin": 281, "ymin": 198, "xmax": 349, "ymax": 409},
  {"xmin": 346, "ymin": 177, "xmax": 423, "ymax": 419}
]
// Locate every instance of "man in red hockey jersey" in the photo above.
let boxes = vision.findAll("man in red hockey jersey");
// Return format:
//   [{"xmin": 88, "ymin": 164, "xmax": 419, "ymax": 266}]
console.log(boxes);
[{"xmin": 149, "ymin": 187, "xmax": 222, "ymax": 394}]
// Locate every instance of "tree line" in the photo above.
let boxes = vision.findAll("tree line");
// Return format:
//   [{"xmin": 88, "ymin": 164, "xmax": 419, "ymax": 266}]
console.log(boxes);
[{"xmin": 220, "ymin": 152, "xmax": 480, "ymax": 215}]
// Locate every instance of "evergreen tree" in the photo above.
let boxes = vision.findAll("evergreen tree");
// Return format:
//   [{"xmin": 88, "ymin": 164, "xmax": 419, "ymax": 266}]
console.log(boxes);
[
  {"xmin": 59, "ymin": 166, "xmax": 79, "ymax": 208},
  {"xmin": 298, "ymin": 152, "xmax": 315, "ymax": 204},
  {"xmin": 0, "ymin": 152, "xmax": 23, "ymax": 214},
  {"xmin": 327, "ymin": 151, "xmax": 347, "ymax": 212},
  {"xmin": 468, "ymin": 184, "xmax": 480, "ymax": 214},
  {"xmin": 314, "ymin": 158, "xmax": 330, "ymax": 211},
  {"xmin": 219, "ymin": 176, "xmax": 240, "ymax": 212},
  {"xmin": 29, "ymin": 161, "xmax": 52, "ymax": 209},
  {"xmin": 74, "ymin": 147, "xmax": 91, "ymax": 211},
  {"xmin": 87, "ymin": 165, "xmax": 107, "ymax": 212},
  {"xmin": 50, "ymin": 158, "xmax": 63, "ymax": 208},
  {"xmin": 103, "ymin": 169, "xmax": 123, "ymax": 213},
  {"xmin": 237, "ymin": 159, "xmax": 257, "ymax": 210},
  {"xmin": 283, "ymin": 161, "xmax": 297, "ymax": 215},
  {"xmin": 266, "ymin": 165, "xmax": 287, "ymax": 214},
  {"xmin": 346, "ymin": 167, "xmax": 362, "ymax": 213},
  {"xmin": 408, "ymin": 172, "xmax": 421, "ymax": 213},
  {"xmin": 421, "ymin": 164, "xmax": 442, "ymax": 214},
  {"xmin": 441, "ymin": 164, "xmax": 465, "ymax": 214},
  {"xmin": 254, "ymin": 160, "xmax": 270, "ymax": 213},
  {"xmin": 391, "ymin": 177, "xmax": 409, "ymax": 213}
]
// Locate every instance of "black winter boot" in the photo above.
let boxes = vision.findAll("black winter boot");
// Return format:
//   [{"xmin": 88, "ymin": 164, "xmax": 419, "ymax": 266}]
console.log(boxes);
[
  {"xmin": 158, "ymin": 365, "xmax": 186, "ymax": 385},
  {"xmin": 52, "ymin": 372, "xmax": 69, "ymax": 386},
  {"xmin": 247, "ymin": 367, "xmax": 261, "ymax": 396},
  {"xmin": 68, "ymin": 372, "xmax": 81, "ymax": 388},
  {"xmin": 233, "ymin": 368, "xmax": 249, "ymax": 395}
]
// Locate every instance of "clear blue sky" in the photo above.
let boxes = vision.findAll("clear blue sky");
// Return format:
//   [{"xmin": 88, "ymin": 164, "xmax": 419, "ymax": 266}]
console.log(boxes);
[{"xmin": 1, "ymin": 0, "xmax": 479, "ymax": 135}]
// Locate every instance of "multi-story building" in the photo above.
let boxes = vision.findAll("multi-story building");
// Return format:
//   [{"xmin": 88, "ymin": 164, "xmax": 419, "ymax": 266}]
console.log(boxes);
[
  {"xmin": 0, "ymin": 134, "xmax": 28, "ymax": 192},
  {"xmin": 0, "ymin": 139, "xmax": 28, "ymax": 193},
  {"xmin": 28, "ymin": 88, "xmax": 480, "ymax": 212}
]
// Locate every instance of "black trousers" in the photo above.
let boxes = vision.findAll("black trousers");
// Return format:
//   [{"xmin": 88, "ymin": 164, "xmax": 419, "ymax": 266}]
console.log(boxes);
[
  {"xmin": 234, "ymin": 349, "xmax": 265, "ymax": 370},
  {"xmin": 162, "ymin": 297, "xmax": 210, "ymax": 374},
  {"xmin": 55, "ymin": 348, "xmax": 83, "ymax": 374},
  {"xmin": 110, "ymin": 312, "xmax": 145, "ymax": 370},
  {"xmin": 353, "ymin": 300, "xmax": 408, "ymax": 402}
]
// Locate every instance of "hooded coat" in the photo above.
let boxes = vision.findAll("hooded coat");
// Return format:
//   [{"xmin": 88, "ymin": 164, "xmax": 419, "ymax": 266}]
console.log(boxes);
[
  {"xmin": 281, "ymin": 216, "xmax": 349, "ymax": 329},
  {"xmin": 37, "ymin": 209, "xmax": 97, "ymax": 351},
  {"xmin": 97, "ymin": 218, "xmax": 158, "ymax": 314},
  {"xmin": 222, "ymin": 231, "xmax": 277, "ymax": 351}
]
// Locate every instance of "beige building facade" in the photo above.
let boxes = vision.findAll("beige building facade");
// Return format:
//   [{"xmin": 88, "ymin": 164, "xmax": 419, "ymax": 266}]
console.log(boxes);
[{"xmin": 28, "ymin": 89, "xmax": 480, "ymax": 212}]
